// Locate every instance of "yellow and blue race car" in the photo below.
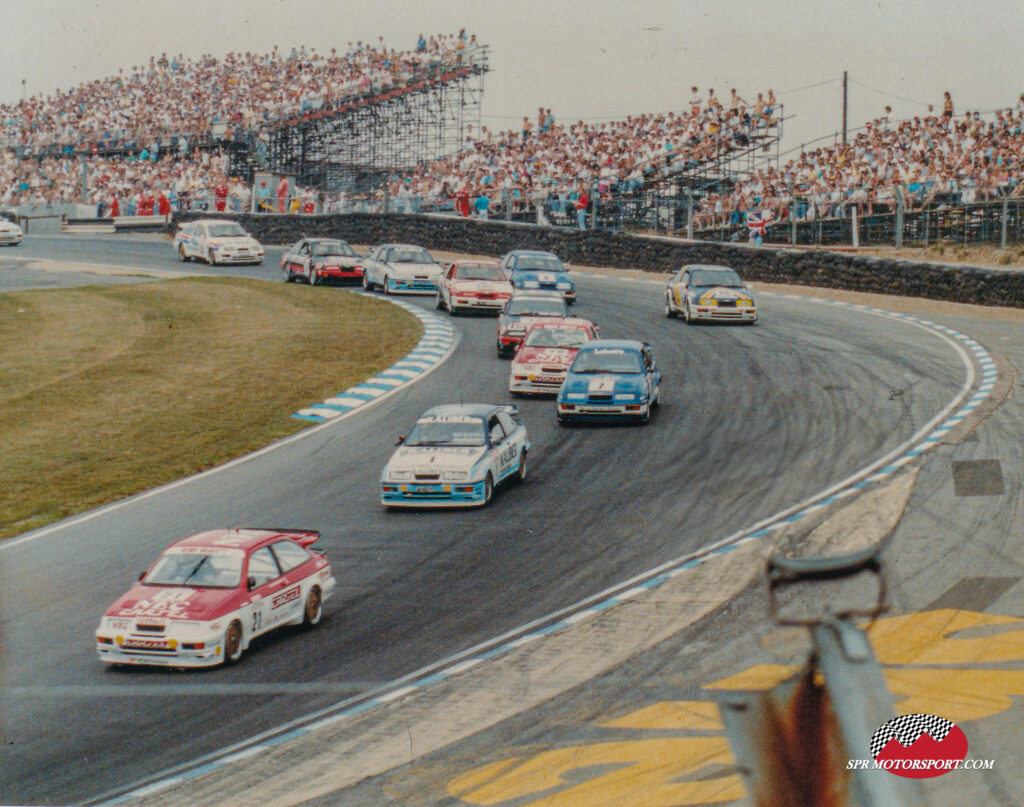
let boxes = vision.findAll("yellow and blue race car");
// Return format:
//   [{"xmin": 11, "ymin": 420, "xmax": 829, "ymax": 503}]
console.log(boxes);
[{"xmin": 665, "ymin": 264, "xmax": 757, "ymax": 324}]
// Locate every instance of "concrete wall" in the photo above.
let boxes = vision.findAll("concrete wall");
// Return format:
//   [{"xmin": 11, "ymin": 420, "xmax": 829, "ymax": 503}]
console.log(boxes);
[{"xmin": 169, "ymin": 211, "xmax": 1024, "ymax": 308}]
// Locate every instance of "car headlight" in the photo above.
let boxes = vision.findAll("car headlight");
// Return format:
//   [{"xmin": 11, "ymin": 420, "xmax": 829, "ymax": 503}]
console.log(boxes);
[
  {"xmin": 507, "ymin": 327, "xmax": 526, "ymax": 335},
  {"xmin": 389, "ymin": 471, "xmax": 412, "ymax": 481},
  {"xmin": 699, "ymin": 297, "xmax": 718, "ymax": 307},
  {"xmin": 565, "ymin": 393, "xmax": 586, "ymax": 401},
  {"xmin": 556, "ymin": 282, "xmax": 571, "ymax": 290},
  {"xmin": 738, "ymin": 298, "xmax": 753, "ymax": 307},
  {"xmin": 614, "ymin": 393, "xmax": 640, "ymax": 401},
  {"xmin": 442, "ymin": 471, "xmax": 469, "ymax": 481},
  {"xmin": 314, "ymin": 262, "xmax": 325, "ymax": 270},
  {"xmin": 521, "ymin": 281, "xmax": 540, "ymax": 289}
]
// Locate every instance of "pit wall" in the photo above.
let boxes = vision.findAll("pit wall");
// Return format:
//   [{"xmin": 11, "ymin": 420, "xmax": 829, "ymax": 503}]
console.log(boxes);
[{"xmin": 169, "ymin": 212, "xmax": 1024, "ymax": 308}]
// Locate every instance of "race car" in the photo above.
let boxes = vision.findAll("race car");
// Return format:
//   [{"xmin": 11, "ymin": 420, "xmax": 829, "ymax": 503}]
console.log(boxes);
[
  {"xmin": 500, "ymin": 249, "xmax": 576, "ymax": 303},
  {"xmin": 381, "ymin": 404, "xmax": 530, "ymax": 507},
  {"xmin": 281, "ymin": 237, "xmax": 364, "ymax": 285},
  {"xmin": 362, "ymin": 243, "xmax": 444, "ymax": 294},
  {"xmin": 557, "ymin": 339, "xmax": 661, "ymax": 424},
  {"xmin": 174, "ymin": 219, "xmax": 265, "ymax": 266},
  {"xmin": 0, "ymin": 216, "xmax": 22, "ymax": 245},
  {"xmin": 665, "ymin": 264, "xmax": 757, "ymax": 324},
  {"xmin": 95, "ymin": 528, "xmax": 336, "ymax": 668},
  {"xmin": 436, "ymin": 260, "xmax": 513, "ymax": 315},
  {"xmin": 496, "ymin": 292, "xmax": 570, "ymax": 358},
  {"xmin": 509, "ymin": 318, "xmax": 599, "ymax": 395}
]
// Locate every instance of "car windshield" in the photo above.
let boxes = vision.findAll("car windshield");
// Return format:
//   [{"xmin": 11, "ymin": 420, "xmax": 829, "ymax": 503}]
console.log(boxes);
[
  {"xmin": 454, "ymin": 264, "xmax": 506, "ymax": 281},
  {"xmin": 390, "ymin": 247, "xmax": 433, "ymax": 263},
  {"xmin": 690, "ymin": 268, "xmax": 744, "ymax": 288},
  {"xmin": 515, "ymin": 255, "xmax": 564, "ymax": 272},
  {"xmin": 207, "ymin": 224, "xmax": 249, "ymax": 238},
  {"xmin": 572, "ymin": 349, "xmax": 643, "ymax": 374},
  {"xmin": 524, "ymin": 327, "xmax": 591, "ymax": 348},
  {"xmin": 405, "ymin": 416, "xmax": 486, "ymax": 447},
  {"xmin": 506, "ymin": 298, "xmax": 567, "ymax": 317},
  {"xmin": 310, "ymin": 240, "xmax": 356, "ymax": 257},
  {"xmin": 144, "ymin": 550, "xmax": 242, "ymax": 588}
]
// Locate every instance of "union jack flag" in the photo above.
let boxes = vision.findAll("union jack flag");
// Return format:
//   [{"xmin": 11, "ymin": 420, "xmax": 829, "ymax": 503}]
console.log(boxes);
[{"xmin": 747, "ymin": 210, "xmax": 774, "ymax": 235}]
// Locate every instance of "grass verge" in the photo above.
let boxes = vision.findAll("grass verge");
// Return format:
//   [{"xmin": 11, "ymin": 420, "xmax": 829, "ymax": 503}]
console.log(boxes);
[{"xmin": 0, "ymin": 277, "xmax": 422, "ymax": 539}]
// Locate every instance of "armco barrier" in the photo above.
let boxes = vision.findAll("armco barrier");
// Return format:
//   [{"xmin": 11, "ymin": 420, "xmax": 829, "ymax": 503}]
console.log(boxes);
[{"xmin": 168, "ymin": 212, "xmax": 1024, "ymax": 308}]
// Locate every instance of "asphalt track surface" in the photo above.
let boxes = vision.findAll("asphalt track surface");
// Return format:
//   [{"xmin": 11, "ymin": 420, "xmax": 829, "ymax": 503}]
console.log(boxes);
[{"xmin": 0, "ymin": 234, "xmax": 969, "ymax": 805}]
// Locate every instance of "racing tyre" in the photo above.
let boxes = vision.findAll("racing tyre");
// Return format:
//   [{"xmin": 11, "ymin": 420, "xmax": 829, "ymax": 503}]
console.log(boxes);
[
  {"xmin": 207, "ymin": 249, "xmax": 217, "ymax": 266},
  {"xmin": 514, "ymin": 450, "xmax": 527, "ymax": 484},
  {"xmin": 362, "ymin": 273, "xmax": 372, "ymax": 291},
  {"xmin": 435, "ymin": 291, "xmax": 446, "ymax": 311},
  {"xmin": 284, "ymin": 267, "xmax": 293, "ymax": 282},
  {"xmin": 222, "ymin": 620, "xmax": 244, "ymax": 666},
  {"xmin": 177, "ymin": 244, "xmax": 190, "ymax": 263},
  {"xmin": 683, "ymin": 300, "xmax": 694, "ymax": 325},
  {"xmin": 309, "ymin": 269, "xmax": 318, "ymax": 286},
  {"xmin": 382, "ymin": 275, "xmax": 390, "ymax": 295},
  {"xmin": 302, "ymin": 587, "xmax": 323, "ymax": 627},
  {"xmin": 665, "ymin": 297, "xmax": 677, "ymax": 318},
  {"xmin": 483, "ymin": 473, "xmax": 494, "ymax": 505}
]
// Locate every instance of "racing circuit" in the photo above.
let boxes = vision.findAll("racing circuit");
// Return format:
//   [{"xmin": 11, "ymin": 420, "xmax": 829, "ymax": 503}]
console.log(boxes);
[{"xmin": 0, "ymin": 232, "xmax": 991, "ymax": 805}]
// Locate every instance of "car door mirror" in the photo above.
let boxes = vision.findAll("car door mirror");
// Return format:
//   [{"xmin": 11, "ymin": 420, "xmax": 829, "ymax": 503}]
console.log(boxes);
[
  {"xmin": 247, "ymin": 576, "xmax": 257, "ymax": 591},
  {"xmin": 138, "ymin": 571, "xmax": 146, "ymax": 581},
  {"xmin": 395, "ymin": 435, "xmax": 405, "ymax": 446}
]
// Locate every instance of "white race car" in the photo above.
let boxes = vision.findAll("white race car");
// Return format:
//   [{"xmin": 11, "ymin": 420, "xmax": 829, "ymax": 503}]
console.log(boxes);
[
  {"xmin": 174, "ymin": 219, "xmax": 265, "ymax": 266},
  {"xmin": 381, "ymin": 404, "xmax": 530, "ymax": 507},
  {"xmin": 436, "ymin": 260, "xmax": 513, "ymax": 315},
  {"xmin": 362, "ymin": 243, "xmax": 443, "ymax": 294},
  {"xmin": 0, "ymin": 216, "xmax": 23, "ymax": 245}
]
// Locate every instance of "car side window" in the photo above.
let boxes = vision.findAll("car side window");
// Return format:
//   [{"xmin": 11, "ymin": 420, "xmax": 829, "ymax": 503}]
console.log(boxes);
[
  {"xmin": 269, "ymin": 541, "xmax": 312, "ymax": 573},
  {"xmin": 642, "ymin": 348, "xmax": 655, "ymax": 371},
  {"xmin": 488, "ymin": 417, "xmax": 505, "ymax": 446},
  {"xmin": 447, "ymin": 264, "xmax": 457, "ymax": 279},
  {"xmin": 496, "ymin": 411, "xmax": 517, "ymax": 436},
  {"xmin": 248, "ymin": 546, "xmax": 281, "ymax": 587},
  {"xmin": 300, "ymin": 243, "xmax": 309, "ymax": 255},
  {"xmin": 681, "ymin": 271, "xmax": 690, "ymax": 287}
]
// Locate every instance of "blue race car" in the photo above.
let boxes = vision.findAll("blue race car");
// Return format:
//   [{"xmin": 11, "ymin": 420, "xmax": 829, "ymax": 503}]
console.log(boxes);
[
  {"xmin": 381, "ymin": 404, "xmax": 530, "ymax": 507},
  {"xmin": 556, "ymin": 339, "xmax": 661, "ymax": 424},
  {"xmin": 500, "ymin": 250, "xmax": 576, "ymax": 304}
]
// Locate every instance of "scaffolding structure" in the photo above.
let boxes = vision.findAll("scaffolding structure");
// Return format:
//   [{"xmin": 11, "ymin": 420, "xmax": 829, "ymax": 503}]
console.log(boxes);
[{"xmin": 247, "ymin": 48, "xmax": 488, "ymax": 195}]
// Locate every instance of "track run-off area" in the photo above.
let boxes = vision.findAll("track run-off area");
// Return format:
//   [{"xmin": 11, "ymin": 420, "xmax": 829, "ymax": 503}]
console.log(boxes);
[{"xmin": 0, "ymin": 233, "xmax": 1003, "ymax": 806}]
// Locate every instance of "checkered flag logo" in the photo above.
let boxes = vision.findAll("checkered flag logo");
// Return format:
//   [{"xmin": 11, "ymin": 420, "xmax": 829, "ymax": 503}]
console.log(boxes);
[{"xmin": 870, "ymin": 714, "xmax": 955, "ymax": 759}]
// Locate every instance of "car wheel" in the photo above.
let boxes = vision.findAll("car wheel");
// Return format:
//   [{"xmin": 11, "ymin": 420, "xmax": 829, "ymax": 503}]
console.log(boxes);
[
  {"xmin": 435, "ymin": 291, "xmax": 445, "ymax": 311},
  {"xmin": 302, "ymin": 587, "xmax": 322, "ymax": 627},
  {"xmin": 207, "ymin": 249, "xmax": 217, "ymax": 266},
  {"xmin": 496, "ymin": 340, "xmax": 505, "ymax": 358},
  {"xmin": 514, "ymin": 450, "xmax": 527, "ymax": 484},
  {"xmin": 362, "ymin": 272, "xmax": 372, "ymax": 291},
  {"xmin": 483, "ymin": 473, "xmax": 494, "ymax": 505},
  {"xmin": 665, "ymin": 296, "xmax": 677, "ymax": 318},
  {"xmin": 382, "ymin": 275, "xmax": 390, "ymax": 295},
  {"xmin": 177, "ymin": 244, "xmax": 189, "ymax": 263},
  {"xmin": 683, "ymin": 299, "xmax": 694, "ymax": 325},
  {"xmin": 309, "ymin": 268, "xmax": 318, "ymax": 286},
  {"xmin": 222, "ymin": 620, "xmax": 244, "ymax": 666},
  {"xmin": 283, "ymin": 267, "xmax": 293, "ymax": 282}
]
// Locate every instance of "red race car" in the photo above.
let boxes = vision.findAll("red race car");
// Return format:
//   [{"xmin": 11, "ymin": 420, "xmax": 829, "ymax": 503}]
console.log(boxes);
[
  {"xmin": 95, "ymin": 528, "xmax": 336, "ymax": 668},
  {"xmin": 509, "ymin": 318, "xmax": 599, "ymax": 394},
  {"xmin": 281, "ymin": 238, "xmax": 364, "ymax": 285},
  {"xmin": 436, "ymin": 260, "xmax": 513, "ymax": 315}
]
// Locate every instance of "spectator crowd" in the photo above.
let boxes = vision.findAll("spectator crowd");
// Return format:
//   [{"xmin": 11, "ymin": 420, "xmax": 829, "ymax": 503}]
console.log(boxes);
[{"xmin": 690, "ymin": 94, "xmax": 1024, "ymax": 231}]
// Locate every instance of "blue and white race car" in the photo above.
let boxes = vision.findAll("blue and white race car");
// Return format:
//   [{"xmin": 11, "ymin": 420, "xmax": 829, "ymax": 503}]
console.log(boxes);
[
  {"xmin": 665, "ymin": 264, "xmax": 757, "ymax": 324},
  {"xmin": 381, "ymin": 404, "xmax": 530, "ymax": 507},
  {"xmin": 500, "ymin": 250, "xmax": 576, "ymax": 304},
  {"xmin": 557, "ymin": 339, "xmax": 661, "ymax": 424},
  {"xmin": 363, "ymin": 243, "xmax": 444, "ymax": 294}
]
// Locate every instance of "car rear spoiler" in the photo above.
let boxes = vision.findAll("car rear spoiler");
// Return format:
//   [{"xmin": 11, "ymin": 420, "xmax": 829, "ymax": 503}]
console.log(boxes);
[{"xmin": 240, "ymin": 527, "xmax": 321, "ymax": 547}]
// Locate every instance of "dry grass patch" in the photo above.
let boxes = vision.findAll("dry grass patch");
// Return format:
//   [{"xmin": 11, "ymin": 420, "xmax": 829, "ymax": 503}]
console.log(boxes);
[{"xmin": 0, "ymin": 277, "xmax": 421, "ymax": 538}]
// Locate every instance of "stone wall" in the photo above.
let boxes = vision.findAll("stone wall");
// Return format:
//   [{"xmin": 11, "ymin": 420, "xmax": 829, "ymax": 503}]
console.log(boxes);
[{"xmin": 169, "ymin": 211, "xmax": 1024, "ymax": 308}]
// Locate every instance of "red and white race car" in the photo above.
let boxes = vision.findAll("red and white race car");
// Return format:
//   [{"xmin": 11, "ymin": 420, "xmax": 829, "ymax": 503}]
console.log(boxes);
[
  {"xmin": 436, "ymin": 260, "xmax": 513, "ymax": 315},
  {"xmin": 95, "ymin": 528, "xmax": 336, "ymax": 668},
  {"xmin": 509, "ymin": 318, "xmax": 599, "ymax": 394},
  {"xmin": 281, "ymin": 237, "xmax": 364, "ymax": 285}
]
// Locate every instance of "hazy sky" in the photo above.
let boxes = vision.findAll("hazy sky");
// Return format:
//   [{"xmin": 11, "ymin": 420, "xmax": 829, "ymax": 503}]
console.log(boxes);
[{"xmin": 5, "ymin": 0, "xmax": 1024, "ymax": 155}]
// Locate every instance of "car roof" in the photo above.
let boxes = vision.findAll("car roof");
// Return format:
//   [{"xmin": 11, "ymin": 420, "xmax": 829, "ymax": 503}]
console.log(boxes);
[
  {"xmin": 191, "ymin": 219, "xmax": 244, "ymax": 227},
  {"xmin": 452, "ymin": 259, "xmax": 501, "ymax": 266},
  {"xmin": 524, "ymin": 317, "xmax": 595, "ymax": 331},
  {"xmin": 680, "ymin": 264, "xmax": 738, "ymax": 272},
  {"xmin": 379, "ymin": 243, "xmax": 430, "ymax": 250},
  {"xmin": 508, "ymin": 290, "xmax": 565, "ymax": 299},
  {"xmin": 507, "ymin": 250, "xmax": 560, "ymax": 259},
  {"xmin": 304, "ymin": 237, "xmax": 350, "ymax": 244},
  {"xmin": 576, "ymin": 338, "xmax": 646, "ymax": 352},
  {"xmin": 172, "ymin": 528, "xmax": 302, "ymax": 551},
  {"xmin": 419, "ymin": 403, "xmax": 507, "ymax": 420}
]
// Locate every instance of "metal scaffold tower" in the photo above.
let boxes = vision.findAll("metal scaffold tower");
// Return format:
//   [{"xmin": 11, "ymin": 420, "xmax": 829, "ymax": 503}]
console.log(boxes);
[{"xmin": 261, "ymin": 48, "xmax": 489, "ymax": 194}]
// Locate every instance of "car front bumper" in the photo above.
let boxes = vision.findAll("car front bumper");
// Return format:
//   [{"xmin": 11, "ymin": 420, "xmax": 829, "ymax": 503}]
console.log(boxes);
[
  {"xmin": 557, "ymin": 401, "xmax": 650, "ymax": 421},
  {"xmin": 213, "ymin": 251, "xmax": 264, "ymax": 264},
  {"xmin": 386, "ymin": 277, "xmax": 437, "ymax": 294},
  {"xmin": 96, "ymin": 636, "xmax": 226, "ymax": 667},
  {"xmin": 510, "ymin": 373, "xmax": 565, "ymax": 394},
  {"xmin": 381, "ymin": 479, "xmax": 486, "ymax": 506},
  {"xmin": 690, "ymin": 305, "xmax": 757, "ymax": 322}
]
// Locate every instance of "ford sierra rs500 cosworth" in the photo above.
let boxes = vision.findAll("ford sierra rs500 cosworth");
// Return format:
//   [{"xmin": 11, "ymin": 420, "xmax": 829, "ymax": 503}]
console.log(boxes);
[
  {"xmin": 557, "ymin": 339, "xmax": 661, "ymax": 423},
  {"xmin": 95, "ymin": 528, "xmax": 336, "ymax": 668},
  {"xmin": 500, "ymin": 250, "xmax": 576, "ymax": 304},
  {"xmin": 664, "ymin": 264, "xmax": 757, "ymax": 323},
  {"xmin": 174, "ymin": 219, "xmax": 265, "ymax": 266},
  {"xmin": 362, "ymin": 243, "xmax": 444, "ymax": 294},
  {"xmin": 436, "ymin": 260, "xmax": 514, "ymax": 315},
  {"xmin": 509, "ymin": 318, "xmax": 599, "ymax": 395},
  {"xmin": 381, "ymin": 404, "xmax": 530, "ymax": 507},
  {"xmin": 281, "ymin": 237, "xmax": 364, "ymax": 285},
  {"xmin": 496, "ymin": 292, "xmax": 570, "ymax": 358}
]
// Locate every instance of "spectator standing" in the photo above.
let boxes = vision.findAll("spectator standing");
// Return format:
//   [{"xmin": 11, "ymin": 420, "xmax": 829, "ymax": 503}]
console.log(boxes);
[
  {"xmin": 255, "ymin": 179, "xmax": 271, "ymax": 212},
  {"xmin": 942, "ymin": 91, "xmax": 954, "ymax": 123},
  {"xmin": 576, "ymin": 186, "xmax": 589, "ymax": 229},
  {"xmin": 474, "ymin": 189, "xmax": 490, "ymax": 219}
]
